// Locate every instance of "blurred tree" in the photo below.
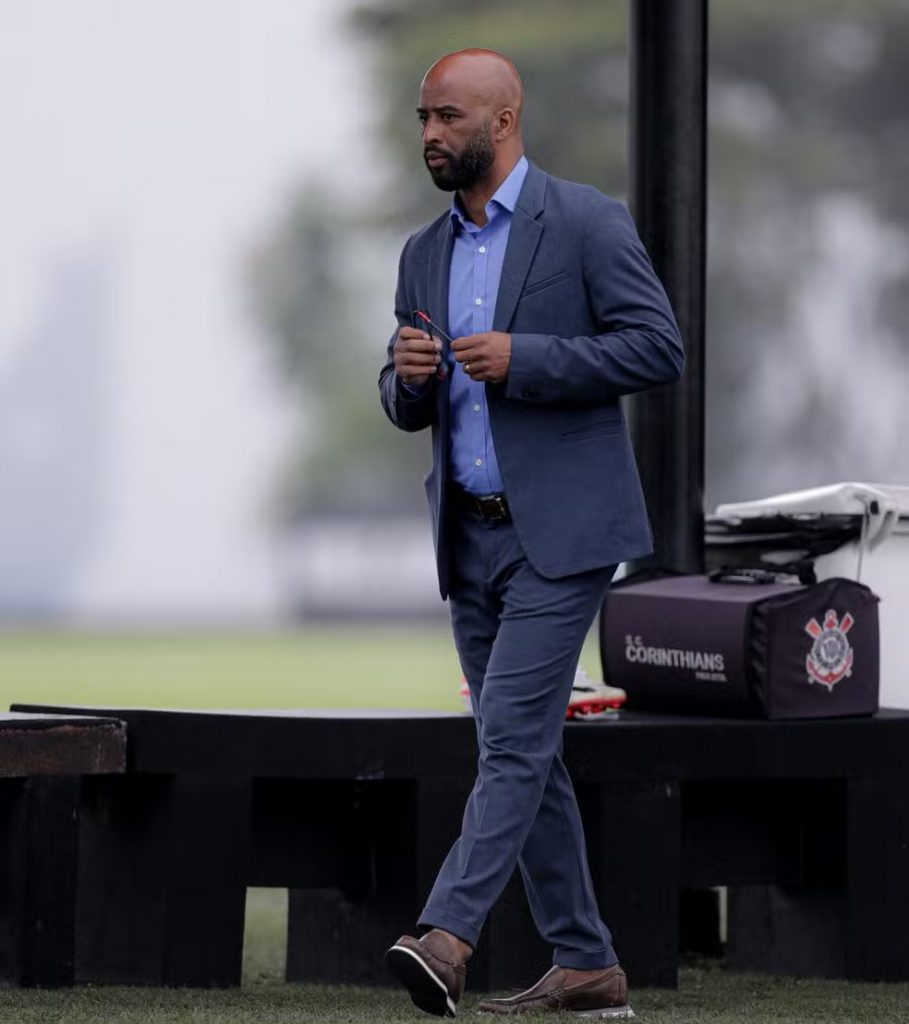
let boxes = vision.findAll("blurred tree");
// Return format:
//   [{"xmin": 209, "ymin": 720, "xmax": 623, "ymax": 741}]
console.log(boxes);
[
  {"xmin": 250, "ymin": 0, "xmax": 909, "ymax": 518},
  {"xmin": 706, "ymin": 0, "xmax": 909, "ymax": 501},
  {"xmin": 247, "ymin": 184, "xmax": 424, "ymax": 518}
]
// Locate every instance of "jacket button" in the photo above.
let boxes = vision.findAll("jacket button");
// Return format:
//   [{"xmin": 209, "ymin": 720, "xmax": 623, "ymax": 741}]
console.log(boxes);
[{"xmin": 522, "ymin": 388, "xmax": 536, "ymax": 399}]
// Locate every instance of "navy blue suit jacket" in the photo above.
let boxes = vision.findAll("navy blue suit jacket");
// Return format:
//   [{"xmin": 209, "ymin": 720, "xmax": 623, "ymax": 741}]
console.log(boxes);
[{"xmin": 379, "ymin": 162, "xmax": 684, "ymax": 598}]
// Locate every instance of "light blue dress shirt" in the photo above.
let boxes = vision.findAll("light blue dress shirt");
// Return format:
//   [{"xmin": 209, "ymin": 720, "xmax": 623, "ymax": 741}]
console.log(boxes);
[{"xmin": 447, "ymin": 156, "xmax": 528, "ymax": 495}]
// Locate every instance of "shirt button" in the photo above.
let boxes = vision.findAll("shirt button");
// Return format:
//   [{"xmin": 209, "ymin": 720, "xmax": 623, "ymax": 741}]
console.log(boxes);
[
  {"xmin": 475, "ymin": 458, "xmax": 483, "ymax": 467},
  {"xmin": 473, "ymin": 404, "xmax": 481, "ymax": 413},
  {"xmin": 475, "ymin": 297, "xmax": 483, "ymax": 306},
  {"xmin": 478, "ymin": 245, "xmax": 486, "ymax": 254}
]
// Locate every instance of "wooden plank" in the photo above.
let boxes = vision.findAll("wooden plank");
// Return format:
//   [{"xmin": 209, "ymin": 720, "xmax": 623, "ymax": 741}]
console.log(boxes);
[
  {"xmin": 74, "ymin": 773, "xmax": 251, "ymax": 987},
  {"xmin": 162, "ymin": 774, "xmax": 251, "ymax": 986},
  {"xmin": 727, "ymin": 884, "xmax": 845, "ymax": 977},
  {"xmin": 0, "ymin": 718, "xmax": 125, "ymax": 778},
  {"xmin": 19, "ymin": 777, "xmax": 81, "ymax": 987},
  {"xmin": 0, "ymin": 715, "xmax": 126, "ymax": 986},
  {"xmin": 11, "ymin": 705, "xmax": 476, "ymax": 777},
  {"xmin": 287, "ymin": 780, "xmax": 420, "ymax": 985},
  {"xmin": 0, "ymin": 779, "xmax": 27, "ymax": 983},
  {"xmin": 0, "ymin": 777, "xmax": 83, "ymax": 987},
  {"xmin": 581, "ymin": 778, "xmax": 681, "ymax": 988},
  {"xmin": 74, "ymin": 774, "xmax": 172, "ymax": 985},
  {"xmin": 12, "ymin": 703, "xmax": 909, "ymax": 781},
  {"xmin": 846, "ymin": 772, "xmax": 909, "ymax": 981}
]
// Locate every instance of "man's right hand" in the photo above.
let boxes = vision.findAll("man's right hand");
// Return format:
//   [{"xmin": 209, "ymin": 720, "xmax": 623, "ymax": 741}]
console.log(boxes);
[{"xmin": 394, "ymin": 326, "xmax": 441, "ymax": 388}]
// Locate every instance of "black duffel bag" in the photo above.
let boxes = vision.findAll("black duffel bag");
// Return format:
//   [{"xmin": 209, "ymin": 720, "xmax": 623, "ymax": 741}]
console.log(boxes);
[{"xmin": 600, "ymin": 574, "xmax": 879, "ymax": 718}]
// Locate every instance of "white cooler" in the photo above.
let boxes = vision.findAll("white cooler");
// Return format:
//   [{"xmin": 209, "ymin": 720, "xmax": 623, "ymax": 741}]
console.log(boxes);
[{"xmin": 708, "ymin": 482, "xmax": 909, "ymax": 709}]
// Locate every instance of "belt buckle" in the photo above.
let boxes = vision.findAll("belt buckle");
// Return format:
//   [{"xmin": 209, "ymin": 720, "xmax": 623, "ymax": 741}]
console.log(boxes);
[{"xmin": 477, "ymin": 494, "xmax": 509, "ymax": 522}]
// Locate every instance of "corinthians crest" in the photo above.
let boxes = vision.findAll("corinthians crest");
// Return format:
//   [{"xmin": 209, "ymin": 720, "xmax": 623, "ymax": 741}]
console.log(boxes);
[{"xmin": 804, "ymin": 609, "xmax": 854, "ymax": 691}]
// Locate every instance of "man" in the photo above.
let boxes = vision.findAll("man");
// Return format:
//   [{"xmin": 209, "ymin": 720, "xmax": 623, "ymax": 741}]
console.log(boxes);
[{"xmin": 379, "ymin": 49, "xmax": 683, "ymax": 1018}]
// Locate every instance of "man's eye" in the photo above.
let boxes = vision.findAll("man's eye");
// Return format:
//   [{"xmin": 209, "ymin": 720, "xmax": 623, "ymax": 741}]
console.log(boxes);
[{"xmin": 442, "ymin": 113, "xmax": 456, "ymax": 123}]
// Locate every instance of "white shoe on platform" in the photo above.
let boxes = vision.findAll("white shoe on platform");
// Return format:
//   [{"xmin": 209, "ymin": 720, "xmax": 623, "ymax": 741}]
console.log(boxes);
[{"xmin": 567, "ymin": 667, "xmax": 626, "ymax": 720}]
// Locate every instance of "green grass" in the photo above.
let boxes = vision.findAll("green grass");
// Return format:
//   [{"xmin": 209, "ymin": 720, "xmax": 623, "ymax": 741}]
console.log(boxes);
[
  {"xmin": 0, "ymin": 626, "xmax": 464, "ymax": 712},
  {"xmin": 0, "ymin": 626, "xmax": 602, "ymax": 712},
  {"xmin": 4, "ymin": 974, "xmax": 907, "ymax": 1024}
]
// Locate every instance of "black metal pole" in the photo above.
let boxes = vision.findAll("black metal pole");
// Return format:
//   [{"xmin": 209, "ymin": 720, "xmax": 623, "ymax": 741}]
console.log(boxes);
[{"xmin": 627, "ymin": 0, "xmax": 707, "ymax": 574}]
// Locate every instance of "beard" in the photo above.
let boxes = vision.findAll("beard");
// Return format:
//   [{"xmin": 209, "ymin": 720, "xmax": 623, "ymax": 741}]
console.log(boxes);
[{"xmin": 424, "ymin": 122, "xmax": 495, "ymax": 192}]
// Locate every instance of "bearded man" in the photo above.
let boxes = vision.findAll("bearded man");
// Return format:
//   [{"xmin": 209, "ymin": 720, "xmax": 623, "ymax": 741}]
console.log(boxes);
[{"xmin": 379, "ymin": 49, "xmax": 683, "ymax": 1019}]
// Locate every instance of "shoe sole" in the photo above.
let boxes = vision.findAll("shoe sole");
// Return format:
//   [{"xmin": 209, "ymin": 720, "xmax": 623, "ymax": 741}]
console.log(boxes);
[
  {"xmin": 385, "ymin": 943, "xmax": 457, "ymax": 1018},
  {"xmin": 566, "ymin": 699, "xmax": 625, "ymax": 720},
  {"xmin": 479, "ymin": 1003, "xmax": 634, "ymax": 1019},
  {"xmin": 573, "ymin": 1006, "xmax": 635, "ymax": 1020}
]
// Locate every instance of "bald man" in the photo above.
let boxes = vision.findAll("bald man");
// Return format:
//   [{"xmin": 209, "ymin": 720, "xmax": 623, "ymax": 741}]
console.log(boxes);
[{"xmin": 380, "ymin": 50, "xmax": 683, "ymax": 1018}]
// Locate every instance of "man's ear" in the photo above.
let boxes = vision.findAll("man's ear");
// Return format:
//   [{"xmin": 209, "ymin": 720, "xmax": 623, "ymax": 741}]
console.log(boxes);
[{"xmin": 494, "ymin": 108, "xmax": 517, "ymax": 140}]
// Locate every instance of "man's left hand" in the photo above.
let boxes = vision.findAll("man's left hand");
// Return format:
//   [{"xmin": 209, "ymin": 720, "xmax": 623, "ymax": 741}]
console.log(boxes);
[{"xmin": 451, "ymin": 331, "xmax": 512, "ymax": 383}]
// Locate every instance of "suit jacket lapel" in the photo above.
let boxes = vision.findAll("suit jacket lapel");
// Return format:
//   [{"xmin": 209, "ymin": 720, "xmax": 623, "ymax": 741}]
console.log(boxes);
[
  {"xmin": 494, "ymin": 163, "xmax": 547, "ymax": 332},
  {"xmin": 430, "ymin": 215, "xmax": 454, "ymax": 339},
  {"xmin": 430, "ymin": 216, "xmax": 454, "ymax": 429}
]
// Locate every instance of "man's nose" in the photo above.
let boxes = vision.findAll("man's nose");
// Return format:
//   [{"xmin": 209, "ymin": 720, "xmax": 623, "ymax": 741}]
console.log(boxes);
[{"xmin": 422, "ymin": 116, "xmax": 442, "ymax": 146}]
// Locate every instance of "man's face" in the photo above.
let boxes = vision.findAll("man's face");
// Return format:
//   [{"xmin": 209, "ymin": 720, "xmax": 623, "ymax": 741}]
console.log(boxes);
[{"xmin": 418, "ymin": 77, "xmax": 495, "ymax": 192}]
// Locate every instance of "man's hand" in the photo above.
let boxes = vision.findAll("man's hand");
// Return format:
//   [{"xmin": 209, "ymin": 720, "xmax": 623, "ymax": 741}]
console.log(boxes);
[
  {"xmin": 394, "ymin": 326, "xmax": 441, "ymax": 387},
  {"xmin": 451, "ymin": 331, "xmax": 512, "ymax": 383}
]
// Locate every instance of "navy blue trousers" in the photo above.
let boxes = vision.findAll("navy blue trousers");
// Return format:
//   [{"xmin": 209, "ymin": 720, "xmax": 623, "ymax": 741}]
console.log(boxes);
[{"xmin": 418, "ymin": 505, "xmax": 617, "ymax": 970}]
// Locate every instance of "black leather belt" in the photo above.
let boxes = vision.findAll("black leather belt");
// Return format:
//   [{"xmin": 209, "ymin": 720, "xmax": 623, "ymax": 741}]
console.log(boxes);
[{"xmin": 452, "ymin": 486, "xmax": 511, "ymax": 523}]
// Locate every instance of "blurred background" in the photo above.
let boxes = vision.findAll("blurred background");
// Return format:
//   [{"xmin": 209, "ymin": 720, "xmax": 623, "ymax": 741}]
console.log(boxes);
[{"xmin": 1, "ymin": 0, "xmax": 907, "ymax": 705}]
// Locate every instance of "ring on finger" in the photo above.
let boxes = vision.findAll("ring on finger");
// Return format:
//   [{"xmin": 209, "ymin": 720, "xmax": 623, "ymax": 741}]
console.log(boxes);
[{"xmin": 465, "ymin": 362, "xmax": 472, "ymax": 375}]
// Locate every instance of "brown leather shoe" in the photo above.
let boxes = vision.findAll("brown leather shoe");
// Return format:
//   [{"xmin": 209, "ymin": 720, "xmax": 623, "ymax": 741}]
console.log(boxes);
[
  {"xmin": 478, "ymin": 963, "xmax": 634, "ymax": 1018},
  {"xmin": 385, "ymin": 930, "xmax": 468, "ymax": 1018}
]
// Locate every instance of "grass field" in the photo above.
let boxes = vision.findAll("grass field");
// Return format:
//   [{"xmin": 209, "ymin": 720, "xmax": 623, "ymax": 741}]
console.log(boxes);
[
  {"xmin": 0, "ymin": 625, "xmax": 602, "ymax": 711},
  {"xmin": 0, "ymin": 625, "xmax": 465, "ymax": 711},
  {"xmin": 2, "ymin": 628, "xmax": 907, "ymax": 1021},
  {"xmin": 3, "ymin": 969, "xmax": 909, "ymax": 1024}
]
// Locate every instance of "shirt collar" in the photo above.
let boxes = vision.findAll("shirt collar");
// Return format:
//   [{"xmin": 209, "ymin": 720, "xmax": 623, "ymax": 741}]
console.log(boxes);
[{"xmin": 450, "ymin": 155, "xmax": 529, "ymax": 230}]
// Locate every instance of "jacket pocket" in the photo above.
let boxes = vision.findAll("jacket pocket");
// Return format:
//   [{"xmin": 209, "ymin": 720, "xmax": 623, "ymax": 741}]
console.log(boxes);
[
  {"xmin": 520, "ymin": 270, "xmax": 569, "ymax": 299},
  {"xmin": 560, "ymin": 419, "xmax": 624, "ymax": 442}
]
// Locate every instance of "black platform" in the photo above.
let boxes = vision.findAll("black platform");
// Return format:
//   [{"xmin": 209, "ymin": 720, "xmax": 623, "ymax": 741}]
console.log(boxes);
[{"xmin": 10, "ymin": 703, "xmax": 909, "ymax": 989}]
